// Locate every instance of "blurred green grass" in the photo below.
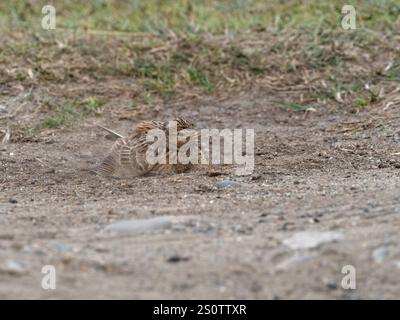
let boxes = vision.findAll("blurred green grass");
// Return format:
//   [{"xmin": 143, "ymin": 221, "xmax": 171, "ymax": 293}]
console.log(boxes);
[
  {"xmin": 0, "ymin": 1, "xmax": 399, "ymax": 132},
  {"xmin": 0, "ymin": 0, "xmax": 399, "ymax": 33}
]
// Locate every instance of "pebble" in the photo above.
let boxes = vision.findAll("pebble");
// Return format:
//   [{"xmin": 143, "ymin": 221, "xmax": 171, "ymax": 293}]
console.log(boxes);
[
  {"xmin": 372, "ymin": 245, "xmax": 390, "ymax": 263},
  {"xmin": 167, "ymin": 255, "xmax": 190, "ymax": 263},
  {"xmin": 276, "ymin": 252, "xmax": 312, "ymax": 270},
  {"xmin": 283, "ymin": 231, "xmax": 342, "ymax": 250},
  {"xmin": 105, "ymin": 216, "xmax": 193, "ymax": 234},
  {"xmin": 0, "ymin": 260, "xmax": 26, "ymax": 275},
  {"xmin": 53, "ymin": 243, "xmax": 70, "ymax": 253},
  {"xmin": 325, "ymin": 281, "xmax": 338, "ymax": 290},
  {"xmin": 216, "ymin": 180, "xmax": 242, "ymax": 188},
  {"xmin": 232, "ymin": 224, "xmax": 253, "ymax": 235}
]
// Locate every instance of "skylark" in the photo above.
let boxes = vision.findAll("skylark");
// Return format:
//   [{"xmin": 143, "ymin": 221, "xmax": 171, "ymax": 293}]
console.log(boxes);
[{"xmin": 94, "ymin": 117, "xmax": 196, "ymax": 177}]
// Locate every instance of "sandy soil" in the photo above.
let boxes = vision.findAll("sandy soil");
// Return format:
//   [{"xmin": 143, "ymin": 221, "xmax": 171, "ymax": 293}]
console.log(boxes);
[{"xmin": 1, "ymin": 94, "xmax": 400, "ymax": 299}]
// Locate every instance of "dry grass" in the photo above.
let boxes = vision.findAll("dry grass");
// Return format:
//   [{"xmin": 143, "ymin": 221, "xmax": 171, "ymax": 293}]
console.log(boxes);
[{"xmin": 0, "ymin": 1, "xmax": 399, "ymax": 134}]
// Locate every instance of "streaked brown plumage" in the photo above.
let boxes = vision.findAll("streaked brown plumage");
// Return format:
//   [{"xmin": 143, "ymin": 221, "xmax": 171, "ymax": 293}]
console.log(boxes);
[{"xmin": 94, "ymin": 118, "xmax": 195, "ymax": 177}]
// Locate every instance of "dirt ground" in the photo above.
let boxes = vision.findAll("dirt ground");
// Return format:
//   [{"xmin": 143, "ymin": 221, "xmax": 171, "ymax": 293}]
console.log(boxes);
[{"xmin": 0, "ymin": 91, "xmax": 400, "ymax": 299}]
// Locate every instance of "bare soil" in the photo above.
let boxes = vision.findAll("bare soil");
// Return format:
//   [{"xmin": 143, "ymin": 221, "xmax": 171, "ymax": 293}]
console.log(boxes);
[{"xmin": 1, "ymin": 93, "xmax": 400, "ymax": 299}]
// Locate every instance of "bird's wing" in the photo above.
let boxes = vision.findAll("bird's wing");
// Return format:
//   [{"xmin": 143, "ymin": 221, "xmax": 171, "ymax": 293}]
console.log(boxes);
[
  {"xmin": 93, "ymin": 138, "xmax": 127, "ymax": 176},
  {"xmin": 128, "ymin": 121, "xmax": 166, "ymax": 139},
  {"xmin": 94, "ymin": 120, "xmax": 197, "ymax": 177},
  {"xmin": 96, "ymin": 137, "xmax": 155, "ymax": 176},
  {"xmin": 120, "ymin": 136, "xmax": 156, "ymax": 174}
]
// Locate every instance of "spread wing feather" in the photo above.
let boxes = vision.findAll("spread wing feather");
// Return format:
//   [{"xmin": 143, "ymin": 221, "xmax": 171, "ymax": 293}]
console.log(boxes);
[{"xmin": 93, "ymin": 119, "xmax": 195, "ymax": 177}]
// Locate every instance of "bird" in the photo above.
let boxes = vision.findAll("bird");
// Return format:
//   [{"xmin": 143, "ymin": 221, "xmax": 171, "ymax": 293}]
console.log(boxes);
[{"xmin": 93, "ymin": 117, "xmax": 196, "ymax": 177}]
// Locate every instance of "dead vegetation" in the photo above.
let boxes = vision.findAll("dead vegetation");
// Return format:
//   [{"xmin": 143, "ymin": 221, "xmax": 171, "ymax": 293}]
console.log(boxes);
[
  {"xmin": 0, "ymin": 1, "xmax": 399, "ymax": 139},
  {"xmin": 1, "ymin": 27, "xmax": 399, "ymax": 137}
]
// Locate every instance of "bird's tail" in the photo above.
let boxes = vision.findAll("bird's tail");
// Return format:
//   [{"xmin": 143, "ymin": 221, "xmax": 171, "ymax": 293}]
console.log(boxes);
[{"xmin": 97, "ymin": 125, "xmax": 124, "ymax": 140}]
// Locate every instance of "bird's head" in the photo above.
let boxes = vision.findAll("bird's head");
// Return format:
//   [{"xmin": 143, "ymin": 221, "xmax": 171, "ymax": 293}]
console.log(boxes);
[{"xmin": 174, "ymin": 117, "xmax": 194, "ymax": 130}]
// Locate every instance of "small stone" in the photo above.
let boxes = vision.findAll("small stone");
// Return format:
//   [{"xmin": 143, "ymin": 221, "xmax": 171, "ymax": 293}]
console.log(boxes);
[
  {"xmin": 167, "ymin": 255, "xmax": 190, "ymax": 263},
  {"xmin": 276, "ymin": 252, "xmax": 312, "ymax": 270},
  {"xmin": 8, "ymin": 198, "xmax": 18, "ymax": 204},
  {"xmin": 280, "ymin": 222, "xmax": 295, "ymax": 231},
  {"xmin": 255, "ymin": 150, "xmax": 265, "ymax": 156},
  {"xmin": 378, "ymin": 162, "xmax": 389, "ymax": 169},
  {"xmin": 105, "ymin": 217, "xmax": 172, "ymax": 234},
  {"xmin": 372, "ymin": 246, "xmax": 389, "ymax": 263},
  {"xmin": 283, "ymin": 231, "xmax": 342, "ymax": 250},
  {"xmin": 216, "ymin": 179, "xmax": 242, "ymax": 188},
  {"xmin": 0, "ymin": 260, "xmax": 26, "ymax": 275},
  {"xmin": 104, "ymin": 215, "xmax": 193, "ymax": 234},
  {"xmin": 233, "ymin": 224, "xmax": 253, "ymax": 234},
  {"xmin": 206, "ymin": 171, "xmax": 224, "ymax": 177},
  {"xmin": 53, "ymin": 243, "xmax": 69, "ymax": 253},
  {"xmin": 326, "ymin": 281, "xmax": 338, "ymax": 290},
  {"xmin": 105, "ymin": 133, "xmax": 119, "ymax": 141}
]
